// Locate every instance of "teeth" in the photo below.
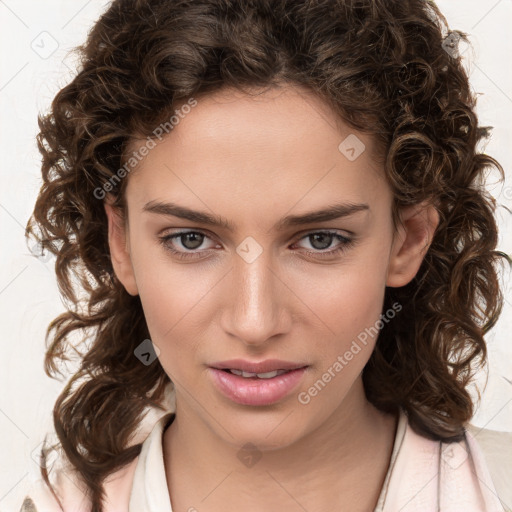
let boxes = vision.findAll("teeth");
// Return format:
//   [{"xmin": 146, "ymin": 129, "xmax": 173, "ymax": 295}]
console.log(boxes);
[{"xmin": 228, "ymin": 369, "xmax": 289, "ymax": 379}]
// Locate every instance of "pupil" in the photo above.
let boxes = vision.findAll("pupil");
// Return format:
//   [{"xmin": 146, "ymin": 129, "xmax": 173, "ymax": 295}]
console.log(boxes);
[{"xmin": 182, "ymin": 232, "xmax": 203, "ymax": 249}]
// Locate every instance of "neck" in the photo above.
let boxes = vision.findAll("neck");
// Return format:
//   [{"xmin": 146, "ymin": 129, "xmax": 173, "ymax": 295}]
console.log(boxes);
[{"xmin": 163, "ymin": 378, "xmax": 397, "ymax": 512}]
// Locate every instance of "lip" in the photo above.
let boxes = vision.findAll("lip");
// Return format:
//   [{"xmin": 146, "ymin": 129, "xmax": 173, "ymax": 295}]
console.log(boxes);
[
  {"xmin": 208, "ymin": 366, "xmax": 308, "ymax": 406},
  {"xmin": 210, "ymin": 359, "xmax": 308, "ymax": 373}
]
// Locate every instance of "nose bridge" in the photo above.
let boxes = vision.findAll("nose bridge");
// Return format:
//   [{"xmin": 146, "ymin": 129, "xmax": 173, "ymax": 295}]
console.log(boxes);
[{"xmin": 223, "ymin": 246, "xmax": 288, "ymax": 345}]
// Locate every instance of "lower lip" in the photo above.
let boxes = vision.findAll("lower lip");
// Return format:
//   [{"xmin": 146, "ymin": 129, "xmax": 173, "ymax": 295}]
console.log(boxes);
[{"xmin": 208, "ymin": 367, "xmax": 308, "ymax": 406}]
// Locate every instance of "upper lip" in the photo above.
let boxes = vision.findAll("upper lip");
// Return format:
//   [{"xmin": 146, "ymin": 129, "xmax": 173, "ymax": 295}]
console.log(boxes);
[{"xmin": 210, "ymin": 359, "xmax": 308, "ymax": 373}]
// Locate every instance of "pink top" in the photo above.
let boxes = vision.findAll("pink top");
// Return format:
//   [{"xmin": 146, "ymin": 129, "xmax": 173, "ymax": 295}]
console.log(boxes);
[{"xmin": 19, "ymin": 389, "xmax": 512, "ymax": 512}]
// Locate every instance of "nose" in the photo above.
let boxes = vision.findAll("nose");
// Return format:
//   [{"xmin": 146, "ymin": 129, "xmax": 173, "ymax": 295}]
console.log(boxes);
[{"xmin": 221, "ymin": 249, "xmax": 292, "ymax": 348}]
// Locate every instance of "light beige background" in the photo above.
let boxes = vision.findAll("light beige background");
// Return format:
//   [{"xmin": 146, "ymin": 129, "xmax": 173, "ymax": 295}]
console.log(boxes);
[{"xmin": 1, "ymin": 0, "xmax": 511, "ymax": 510}]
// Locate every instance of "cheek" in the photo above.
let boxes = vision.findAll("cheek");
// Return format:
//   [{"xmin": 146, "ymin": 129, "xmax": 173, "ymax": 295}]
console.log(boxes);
[
  {"xmin": 130, "ymin": 249, "xmax": 217, "ymax": 362},
  {"xmin": 300, "ymin": 277, "xmax": 385, "ymax": 367},
  {"xmin": 293, "ymin": 265, "xmax": 388, "ymax": 411},
  {"xmin": 130, "ymin": 232, "xmax": 213, "ymax": 324},
  {"xmin": 136, "ymin": 274, "xmax": 206, "ymax": 382},
  {"xmin": 141, "ymin": 284, "xmax": 215, "ymax": 348},
  {"xmin": 292, "ymin": 254, "xmax": 389, "ymax": 344}
]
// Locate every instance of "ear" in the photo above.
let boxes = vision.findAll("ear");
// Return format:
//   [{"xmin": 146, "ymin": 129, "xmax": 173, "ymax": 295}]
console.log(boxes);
[
  {"xmin": 104, "ymin": 194, "xmax": 139, "ymax": 296},
  {"xmin": 386, "ymin": 201, "xmax": 439, "ymax": 288}
]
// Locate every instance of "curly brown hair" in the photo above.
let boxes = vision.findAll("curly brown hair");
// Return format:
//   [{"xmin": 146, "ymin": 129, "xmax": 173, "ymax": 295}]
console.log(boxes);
[{"xmin": 25, "ymin": 0, "xmax": 509, "ymax": 510}]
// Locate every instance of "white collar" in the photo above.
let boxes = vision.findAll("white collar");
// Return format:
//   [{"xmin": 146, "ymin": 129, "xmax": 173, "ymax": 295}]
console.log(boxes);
[{"xmin": 128, "ymin": 407, "xmax": 504, "ymax": 512}]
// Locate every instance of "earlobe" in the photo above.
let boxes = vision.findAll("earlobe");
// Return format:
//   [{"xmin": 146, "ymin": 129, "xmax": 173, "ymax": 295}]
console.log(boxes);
[
  {"xmin": 104, "ymin": 196, "xmax": 139, "ymax": 296},
  {"xmin": 386, "ymin": 202, "xmax": 439, "ymax": 288}
]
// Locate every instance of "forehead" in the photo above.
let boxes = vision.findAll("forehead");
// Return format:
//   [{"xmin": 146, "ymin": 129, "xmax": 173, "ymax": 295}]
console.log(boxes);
[
  {"xmin": 161, "ymin": 85, "xmax": 381, "ymax": 158},
  {"xmin": 124, "ymin": 85, "xmax": 388, "ymax": 216}
]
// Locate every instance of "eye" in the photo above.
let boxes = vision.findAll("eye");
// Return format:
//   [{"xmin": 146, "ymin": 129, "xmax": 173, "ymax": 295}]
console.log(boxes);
[
  {"xmin": 158, "ymin": 229, "xmax": 355, "ymax": 261},
  {"xmin": 292, "ymin": 231, "xmax": 354, "ymax": 258},
  {"xmin": 158, "ymin": 230, "xmax": 219, "ymax": 260}
]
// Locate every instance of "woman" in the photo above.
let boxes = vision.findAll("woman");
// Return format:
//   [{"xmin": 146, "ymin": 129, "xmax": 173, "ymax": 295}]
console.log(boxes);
[{"xmin": 21, "ymin": 0, "xmax": 512, "ymax": 510}]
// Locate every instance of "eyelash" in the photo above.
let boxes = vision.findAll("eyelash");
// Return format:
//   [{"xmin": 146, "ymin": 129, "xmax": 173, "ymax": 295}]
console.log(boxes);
[{"xmin": 157, "ymin": 230, "xmax": 355, "ymax": 261}]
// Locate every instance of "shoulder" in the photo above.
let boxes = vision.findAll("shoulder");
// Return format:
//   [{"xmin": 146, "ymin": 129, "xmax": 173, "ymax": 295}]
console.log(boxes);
[
  {"xmin": 17, "ymin": 463, "xmax": 91, "ymax": 512},
  {"xmin": 18, "ymin": 409, "xmax": 174, "ymax": 512},
  {"xmin": 18, "ymin": 447, "xmax": 139, "ymax": 512},
  {"xmin": 377, "ymin": 409, "xmax": 510, "ymax": 512},
  {"xmin": 18, "ymin": 479, "xmax": 64, "ymax": 512},
  {"xmin": 18, "ymin": 456, "xmax": 144, "ymax": 512},
  {"xmin": 466, "ymin": 423, "xmax": 512, "ymax": 511}
]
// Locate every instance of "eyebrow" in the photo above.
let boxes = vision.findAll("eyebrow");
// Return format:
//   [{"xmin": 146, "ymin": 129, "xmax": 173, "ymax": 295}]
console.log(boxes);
[{"xmin": 142, "ymin": 200, "xmax": 369, "ymax": 232}]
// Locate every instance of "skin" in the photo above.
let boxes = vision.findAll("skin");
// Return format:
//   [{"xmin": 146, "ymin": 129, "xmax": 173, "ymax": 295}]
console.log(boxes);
[{"xmin": 105, "ymin": 84, "xmax": 439, "ymax": 512}]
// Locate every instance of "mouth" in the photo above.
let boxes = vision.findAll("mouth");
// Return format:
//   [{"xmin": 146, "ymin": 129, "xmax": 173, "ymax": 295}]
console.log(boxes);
[
  {"xmin": 208, "ymin": 365, "xmax": 309, "ymax": 406},
  {"xmin": 210, "ymin": 358, "xmax": 309, "ymax": 375},
  {"xmin": 219, "ymin": 368, "xmax": 303, "ymax": 379}
]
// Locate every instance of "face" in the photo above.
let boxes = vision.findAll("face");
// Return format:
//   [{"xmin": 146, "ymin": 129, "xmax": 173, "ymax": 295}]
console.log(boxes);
[{"xmin": 105, "ymin": 85, "xmax": 437, "ymax": 450}]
